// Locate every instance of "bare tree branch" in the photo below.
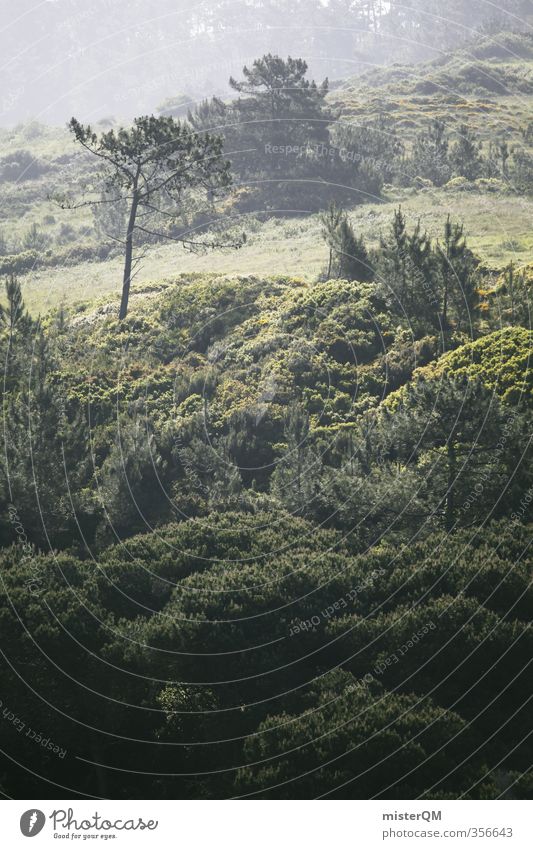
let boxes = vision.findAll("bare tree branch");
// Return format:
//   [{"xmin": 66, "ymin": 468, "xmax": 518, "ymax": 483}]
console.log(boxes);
[{"xmin": 134, "ymin": 224, "xmax": 245, "ymax": 251}]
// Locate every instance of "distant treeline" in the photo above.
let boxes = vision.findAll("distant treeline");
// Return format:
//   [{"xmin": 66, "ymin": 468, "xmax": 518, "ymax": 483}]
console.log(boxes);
[{"xmin": 1, "ymin": 0, "xmax": 531, "ymax": 123}]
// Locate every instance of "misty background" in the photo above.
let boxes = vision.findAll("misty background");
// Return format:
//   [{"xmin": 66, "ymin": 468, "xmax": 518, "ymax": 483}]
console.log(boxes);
[{"xmin": 2, "ymin": 0, "xmax": 532, "ymax": 126}]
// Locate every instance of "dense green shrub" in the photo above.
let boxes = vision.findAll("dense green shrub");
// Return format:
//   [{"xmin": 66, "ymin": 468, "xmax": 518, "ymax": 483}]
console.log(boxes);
[{"xmin": 0, "ymin": 516, "xmax": 530, "ymax": 798}]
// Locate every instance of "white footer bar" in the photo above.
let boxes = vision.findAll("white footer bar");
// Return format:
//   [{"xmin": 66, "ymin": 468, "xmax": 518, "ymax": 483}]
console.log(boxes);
[{"xmin": 2, "ymin": 799, "xmax": 532, "ymax": 848}]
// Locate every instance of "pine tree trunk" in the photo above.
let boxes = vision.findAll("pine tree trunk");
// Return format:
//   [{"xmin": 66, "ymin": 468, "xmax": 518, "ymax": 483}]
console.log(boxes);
[{"xmin": 118, "ymin": 190, "xmax": 139, "ymax": 321}]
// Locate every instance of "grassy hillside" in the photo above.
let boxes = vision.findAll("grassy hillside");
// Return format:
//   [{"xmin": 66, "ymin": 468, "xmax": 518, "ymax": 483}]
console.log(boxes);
[
  {"xmin": 331, "ymin": 31, "xmax": 533, "ymax": 143},
  {"xmin": 0, "ymin": 122, "xmax": 93, "ymax": 242},
  {"xmin": 2, "ymin": 31, "xmax": 533, "ymax": 315},
  {"xmin": 4, "ymin": 186, "xmax": 533, "ymax": 315}
]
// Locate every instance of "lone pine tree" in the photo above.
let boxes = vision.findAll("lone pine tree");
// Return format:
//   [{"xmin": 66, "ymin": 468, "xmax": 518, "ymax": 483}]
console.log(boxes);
[{"xmin": 68, "ymin": 115, "xmax": 233, "ymax": 319}]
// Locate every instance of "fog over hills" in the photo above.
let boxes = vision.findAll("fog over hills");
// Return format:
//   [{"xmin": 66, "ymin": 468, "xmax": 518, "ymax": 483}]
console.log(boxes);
[{"xmin": 1, "ymin": 0, "xmax": 532, "ymax": 126}]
